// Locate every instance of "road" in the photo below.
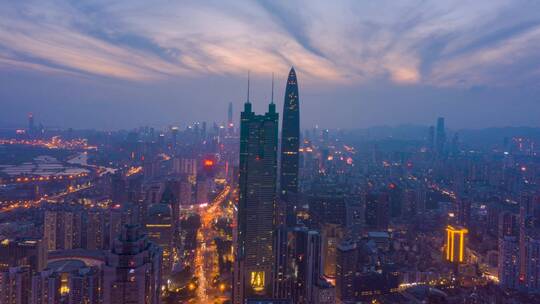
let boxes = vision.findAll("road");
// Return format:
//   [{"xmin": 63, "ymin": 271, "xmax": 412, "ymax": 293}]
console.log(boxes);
[
  {"xmin": 0, "ymin": 182, "xmax": 94, "ymax": 212},
  {"xmin": 193, "ymin": 185, "xmax": 231, "ymax": 304}
]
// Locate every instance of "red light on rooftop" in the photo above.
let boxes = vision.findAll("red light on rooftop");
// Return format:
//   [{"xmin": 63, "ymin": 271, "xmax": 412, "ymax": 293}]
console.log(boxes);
[{"xmin": 203, "ymin": 159, "xmax": 215, "ymax": 167}]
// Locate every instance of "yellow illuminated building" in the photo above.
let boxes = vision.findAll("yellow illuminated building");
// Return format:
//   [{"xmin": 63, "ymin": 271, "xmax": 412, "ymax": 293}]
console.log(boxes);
[
  {"xmin": 250, "ymin": 271, "xmax": 265, "ymax": 292},
  {"xmin": 445, "ymin": 225, "xmax": 468, "ymax": 263}
]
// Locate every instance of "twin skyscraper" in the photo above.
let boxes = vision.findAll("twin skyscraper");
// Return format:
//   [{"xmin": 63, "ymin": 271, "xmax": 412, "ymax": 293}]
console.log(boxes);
[{"xmin": 234, "ymin": 67, "xmax": 300, "ymax": 303}]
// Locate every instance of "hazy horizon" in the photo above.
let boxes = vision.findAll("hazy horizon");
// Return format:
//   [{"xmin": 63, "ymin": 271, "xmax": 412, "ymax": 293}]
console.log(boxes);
[{"xmin": 2, "ymin": 1, "xmax": 540, "ymax": 129}]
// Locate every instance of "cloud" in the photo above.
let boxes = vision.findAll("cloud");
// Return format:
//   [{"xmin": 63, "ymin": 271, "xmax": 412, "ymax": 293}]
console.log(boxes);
[{"xmin": 0, "ymin": 0, "xmax": 539, "ymax": 87}]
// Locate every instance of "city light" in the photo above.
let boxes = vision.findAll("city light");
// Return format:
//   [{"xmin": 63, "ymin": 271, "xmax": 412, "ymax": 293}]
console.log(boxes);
[{"xmin": 446, "ymin": 225, "xmax": 468, "ymax": 263}]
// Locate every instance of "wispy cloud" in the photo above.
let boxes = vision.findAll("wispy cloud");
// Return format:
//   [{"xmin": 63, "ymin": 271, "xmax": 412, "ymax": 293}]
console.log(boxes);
[{"xmin": 1, "ymin": 0, "xmax": 539, "ymax": 87}]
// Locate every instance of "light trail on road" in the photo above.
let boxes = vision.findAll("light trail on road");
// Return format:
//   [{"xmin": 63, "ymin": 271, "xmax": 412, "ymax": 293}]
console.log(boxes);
[{"xmin": 192, "ymin": 185, "xmax": 231, "ymax": 303}]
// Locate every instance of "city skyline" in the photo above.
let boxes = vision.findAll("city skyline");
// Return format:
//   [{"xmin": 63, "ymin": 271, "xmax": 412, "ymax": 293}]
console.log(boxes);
[
  {"xmin": 2, "ymin": 1, "xmax": 540, "ymax": 129},
  {"xmin": 3, "ymin": 2, "xmax": 540, "ymax": 303}
]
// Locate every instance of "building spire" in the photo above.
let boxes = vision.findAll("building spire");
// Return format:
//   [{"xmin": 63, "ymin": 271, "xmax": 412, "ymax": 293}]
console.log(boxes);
[
  {"xmin": 271, "ymin": 72, "xmax": 274, "ymax": 104},
  {"xmin": 247, "ymin": 70, "xmax": 251, "ymax": 103}
]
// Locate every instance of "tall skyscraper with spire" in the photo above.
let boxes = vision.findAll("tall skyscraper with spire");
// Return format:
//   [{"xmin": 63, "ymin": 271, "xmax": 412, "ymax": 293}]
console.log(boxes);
[
  {"xmin": 233, "ymin": 74, "xmax": 279, "ymax": 303},
  {"xmin": 280, "ymin": 67, "xmax": 300, "ymax": 226}
]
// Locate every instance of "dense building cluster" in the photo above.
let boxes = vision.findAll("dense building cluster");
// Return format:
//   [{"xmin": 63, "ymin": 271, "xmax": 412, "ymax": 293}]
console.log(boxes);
[{"xmin": 1, "ymin": 68, "xmax": 540, "ymax": 304}]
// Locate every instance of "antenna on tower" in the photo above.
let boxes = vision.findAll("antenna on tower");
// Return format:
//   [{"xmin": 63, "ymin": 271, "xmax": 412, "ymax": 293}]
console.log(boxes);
[
  {"xmin": 247, "ymin": 71, "xmax": 251, "ymax": 103},
  {"xmin": 271, "ymin": 72, "xmax": 274, "ymax": 104}
]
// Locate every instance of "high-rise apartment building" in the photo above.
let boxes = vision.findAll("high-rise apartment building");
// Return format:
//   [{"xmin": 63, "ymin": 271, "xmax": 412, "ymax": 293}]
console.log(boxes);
[{"xmin": 103, "ymin": 224, "xmax": 162, "ymax": 304}]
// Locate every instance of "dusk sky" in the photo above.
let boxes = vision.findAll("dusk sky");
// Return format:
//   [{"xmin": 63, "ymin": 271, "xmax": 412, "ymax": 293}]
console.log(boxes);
[{"xmin": 1, "ymin": 0, "xmax": 540, "ymax": 130}]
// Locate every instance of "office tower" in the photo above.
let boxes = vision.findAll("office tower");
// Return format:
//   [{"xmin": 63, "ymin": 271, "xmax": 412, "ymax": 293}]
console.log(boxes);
[
  {"xmin": 273, "ymin": 226, "xmax": 290, "ymax": 298},
  {"xmin": 365, "ymin": 192, "xmax": 390, "ymax": 230},
  {"xmin": 435, "ymin": 117, "xmax": 445, "ymax": 155},
  {"xmin": 145, "ymin": 202, "xmax": 173, "ymax": 277},
  {"xmin": 445, "ymin": 225, "xmax": 468, "ymax": 263},
  {"xmin": 498, "ymin": 212, "xmax": 520, "ymax": 289},
  {"xmin": 335, "ymin": 241, "xmax": 358, "ymax": 302},
  {"xmin": 428, "ymin": 125, "xmax": 435, "ymax": 151},
  {"xmin": 103, "ymin": 224, "xmax": 162, "ymax": 304},
  {"xmin": 519, "ymin": 192, "xmax": 533, "ymax": 285},
  {"xmin": 28, "ymin": 112, "xmax": 35, "ymax": 134},
  {"xmin": 234, "ymin": 89, "xmax": 279, "ymax": 303},
  {"xmin": 280, "ymin": 67, "xmax": 300, "ymax": 226},
  {"xmin": 274, "ymin": 226, "xmax": 321, "ymax": 303},
  {"xmin": 321, "ymin": 223, "xmax": 344, "ymax": 279}
]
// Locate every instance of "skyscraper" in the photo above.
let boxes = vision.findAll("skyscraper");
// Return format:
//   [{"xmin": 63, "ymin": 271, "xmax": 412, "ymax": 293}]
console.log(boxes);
[
  {"xmin": 28, "ymin": 112, "xmax": 35, "ymax": 134},
  {"xmin": 273, "ymin": 226, "xmax": 321, "ymax": 304},
  {"xmin": 435, "ymin": 117, "xmax": 446, "ymax": 155},
  {"xmin": 498, "ymin": 212, "xmax": 520, "ymax": 289},
  {"xmin": 336, "ymin": 241, "xmax": 358, "ymax": 302},
  {"xmin": 145, "ymin": 201, "xmax": 173, "ymax": 277},
  {"xmin": 234, "ymin": 83, "xmax": 279, "ymax": 303},
  {"xmin": 428, "ymin": 125, "xmax": 435, "ymax": 151},
  {"xmin": 280, "ymin": 67, "xmax": 300, "ymax": 226}
]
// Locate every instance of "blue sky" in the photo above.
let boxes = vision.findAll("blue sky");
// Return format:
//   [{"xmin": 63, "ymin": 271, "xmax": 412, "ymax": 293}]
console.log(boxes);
[{"xmin": 1, "ymin": 0, "xmax": 540, "ymax": 129}]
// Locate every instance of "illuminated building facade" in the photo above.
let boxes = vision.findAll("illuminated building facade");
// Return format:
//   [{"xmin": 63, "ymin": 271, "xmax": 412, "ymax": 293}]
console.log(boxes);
[
  {"xmin": 445, "ymin": 225, "xmax": 468, "ymax": 263},
  {"xmin": 36, "ymin": 260, "xmax": 101, "ymax": 304},
  {"xmin": 365, "ymin": 191, "xmax": 389, "ymax": 230},
  {"xmin": 44, "ymin": 208, "xmax": 83, "ymax": 251},
  {"xmin": 86, "ymin": 208, "xmax": 105, "ymax": 250},
  {"xmin": 273, "ymin": 226, "xmax": 321, "ymax": 303},
  {"xmin": 103, "ymin": 224, "xmax": 162, "ymax": 304},
  {"xmin": 234, "ymin": 96, "xmax": 279, "ymax": 303},
  {"xmin": 145, "ymin": 202, "xmax": 173, "ymax": 277},
  {"xmin": 0, "ymin": 238, "xmax": 47, "ymax": 303},
  {"xmin": 0, "ymin": 238, "xmax": 47, "ymax": 272},
  {"xmin": 526, "ymin": 232, "xmax": 540, "ymax": 292},
  {"xmin": 280, "ymin": 67, "xmax": 300, "ymax": 227},
  {"xmin": 498, "ymin": 211, "xmax": 520, "ymax": 289},
  {"xmin": 335, "ymin": 241, "xmax": 358, "ymax": 302}
]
